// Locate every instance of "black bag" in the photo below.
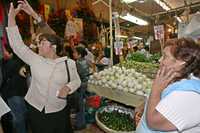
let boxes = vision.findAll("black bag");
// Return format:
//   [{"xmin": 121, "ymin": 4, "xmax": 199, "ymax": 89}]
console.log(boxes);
[{"xmin": 65, "ymin": 60, "xmax": 80, "ymax": 112}]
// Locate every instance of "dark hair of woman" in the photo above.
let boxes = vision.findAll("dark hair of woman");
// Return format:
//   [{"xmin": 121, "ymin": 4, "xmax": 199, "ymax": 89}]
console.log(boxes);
[
  {"xmin": 75, "ymin": 46, "xmax": 87, "ymax": 58},
  {"xmin": 164, "ymin": 38, "xmax": 200, "ymax": 79},
  {"xmin": 39, "ymin": 33, "xmax": 64, "ymax": 56}
]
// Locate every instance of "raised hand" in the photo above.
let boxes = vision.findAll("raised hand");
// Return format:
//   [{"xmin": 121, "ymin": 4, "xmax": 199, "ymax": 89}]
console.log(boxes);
[
  {"xmin": 152, "ymin": 66, "xmax": 180, "ymax": 93},
  {"xmin": 18, "ymin": 0, "xmax": 39, "ymax": 19},
  {"xmin": 8, "ymin": 3, "xmax": 22, "ymax": 26}
]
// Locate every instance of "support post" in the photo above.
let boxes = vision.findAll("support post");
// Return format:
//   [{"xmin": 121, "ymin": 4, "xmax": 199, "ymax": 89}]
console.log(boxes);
[{"xmin": 109, "ymin": 0, "xmax": 113, "ymax": 66}]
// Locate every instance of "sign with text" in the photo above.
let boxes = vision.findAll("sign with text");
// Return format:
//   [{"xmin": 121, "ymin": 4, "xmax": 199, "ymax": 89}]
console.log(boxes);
[
  {"xmin": 114, "ymin": 41, "xmax": 123, "ymax": 55},
  {"xmin": 154, "ymin": 25, "xmax": 164, "ymax": 40}
]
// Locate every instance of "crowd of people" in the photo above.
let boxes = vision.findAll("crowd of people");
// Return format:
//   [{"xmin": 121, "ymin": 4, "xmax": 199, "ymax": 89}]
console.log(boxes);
[{"xmin": 1, "ymin": 0, "xmax": 200, "ymax": 133}]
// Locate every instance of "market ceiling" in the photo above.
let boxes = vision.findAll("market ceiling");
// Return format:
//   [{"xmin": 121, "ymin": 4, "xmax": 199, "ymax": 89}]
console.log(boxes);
[
  {"xmin": 111, "ymin": 0, "xmax": 200, "ymax": 37},
  {"xmin": 39, "ymin": 0, "xmax": 200, "ymax": 37}
]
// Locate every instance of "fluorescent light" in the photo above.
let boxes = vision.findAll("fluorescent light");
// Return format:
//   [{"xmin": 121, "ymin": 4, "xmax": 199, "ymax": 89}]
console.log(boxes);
[
  {"xmin": 116, "ymin": 35, "xmax": 128, "ymax": 38},
  {"xmin": 122, "ymin": 0, "xmax": 138, "ymax": 3},
  {"xmin": 120, "ymin": 13, "xmax": 148, "ymax": 26},
  {"xmin": 132, "ymin": 36, "xmax": 143, "ymax": 40},
  {"xmin": 168, "ymin": 28, "xmax": 172, "ymax": 32},
  {"xmin": 175, "ymin": 16, "xmax": 182, "ymax": 23},
  {"xmin": 154, "ymin": 0, "xmax": 170, "ymax": 11},
  {"xmin": 138, "ymin": 0, "xmax": 145, "ymax": 3}
]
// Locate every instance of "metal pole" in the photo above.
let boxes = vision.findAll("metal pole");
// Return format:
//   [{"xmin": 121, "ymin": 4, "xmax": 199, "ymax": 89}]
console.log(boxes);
[{"xmin": 109, "ymin": 0, "xmax": 113, "ymax": 66}]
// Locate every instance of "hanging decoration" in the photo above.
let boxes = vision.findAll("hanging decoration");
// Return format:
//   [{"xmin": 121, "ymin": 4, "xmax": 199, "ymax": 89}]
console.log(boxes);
[
  {"xmin": 154, "ymin": 25, "xmax": 164, "ymax": 40},
  {"xmin": 183, "ymin": 12, "xmax": 200, "ymax": 40},
  {"xmin": 64, "ymin": 10, "xmax": 83, "ymax": 45},
  {"xmin": 114, "ymin": 41, "xmax": 123, "ymax": 55},
  {"xmin": 98, "ymin": 13, "xmax": 107, "ymax": 47},
  {"xmin": 113, "ymin": 12, "xmax": 123, "ymax": 55},
  {"xmin": 154, "ymin": 25, "xmax": 165, "ymax": 52},
  {"xmin": 44, "ymin": 4, "xmax": 50, "ymax": 21},
  {"xmin": 178, "ymin": 22, "xmax": 187, "ymax": 38}
]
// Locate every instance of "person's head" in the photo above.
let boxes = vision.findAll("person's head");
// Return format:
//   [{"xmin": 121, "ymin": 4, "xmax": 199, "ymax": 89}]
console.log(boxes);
[
  {"xmin": 144, "ymin": 45, "xmax": 149, "ymax": 51},
  {"xmin": 133, "ymin": 46, "xmax": 138, "ymax": 52},
  {"xmin": 159, "ymin": 38, "xmax": 200, "ymax": 79},
  {"xmin": 37, "ymin": 33, "xmax": 64, "ymax": 58},
  {"xmin": 87, "ymin": 39, "xmax": 96, "ymax": 50},
  {"xmin": 104, "ymin": 47, "xmax": 110, "ymax": 58},
  {"xmin": 73, "ymin": 46, "xmax": 87, "ymax": 60},
  {"xmin": 63, "ymin": 42, "xmax": 73, "ymax": 59},
  {"xmin": 138, "ymin": 43, "xmax": 144, "ymax": 50}
]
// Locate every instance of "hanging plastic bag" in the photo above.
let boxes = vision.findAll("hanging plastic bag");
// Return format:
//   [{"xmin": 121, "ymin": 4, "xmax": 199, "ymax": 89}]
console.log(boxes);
[{"xmin": 184, "ymin": 12, "xmax": 200, "ymax": 39}]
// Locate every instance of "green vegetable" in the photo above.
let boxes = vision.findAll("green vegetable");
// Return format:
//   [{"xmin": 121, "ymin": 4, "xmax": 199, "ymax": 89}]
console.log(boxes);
[
  {"xmin": 127, "ymin": 52, "xmax": 149, "ymax": 62},
  {"xmin": 98, "ymin": 110, "xmax": 135, "ymax": 131},
  {"xmin": 127, "ymin": 52, "xmax": 161, "ymax": 63},
  {"xmin": 118, "ymin": 60, "xmax": 159, "ymax": 79}
]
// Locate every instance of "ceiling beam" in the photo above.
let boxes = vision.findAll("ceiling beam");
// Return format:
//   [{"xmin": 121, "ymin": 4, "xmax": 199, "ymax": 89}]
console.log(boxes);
[{"xmin": 151, "ymin": 1, "xmax": 200, "ymax": 17}]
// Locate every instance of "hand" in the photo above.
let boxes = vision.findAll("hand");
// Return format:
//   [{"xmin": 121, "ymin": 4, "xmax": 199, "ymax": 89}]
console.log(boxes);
[
  {"xmin": 18, "ymin": 0, "xmax": 39, "ymax": 20},
  {"xmin": 8, "ymin": 3, "xmax": 22, "ymax": 26},
  {"xmin": 19, "ymin": 66, "xmax": 27, "ymax": 78},
  {"xmin": 152, "ymin": 66, "xmax": 180, "ymax": 93},
  {"xmin": 56, "ymin": 86, "xmax": 71, "ymax": 99}
]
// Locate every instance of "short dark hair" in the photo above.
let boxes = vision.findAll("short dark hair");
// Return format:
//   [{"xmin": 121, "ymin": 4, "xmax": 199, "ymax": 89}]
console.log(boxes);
[
  {"xmin": 75, "ymin": 46, "xmax": 87, "ymax": 58},
  {"xmin": 39, "ymin": 33, "xmax": 64, "ymax": 56},
  {"xmin": 165, "ymin": 38, "xmax": 200, "ymax": 78},
  {"xmin": 104, "ymin": 47, "xmax": 110, "ymax": 58}
]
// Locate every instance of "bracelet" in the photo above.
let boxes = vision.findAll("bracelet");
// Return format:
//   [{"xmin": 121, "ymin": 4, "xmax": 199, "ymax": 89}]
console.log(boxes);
[{"xmin": 33, "ymin": 15, "xmax": 42, "ymax": 24}]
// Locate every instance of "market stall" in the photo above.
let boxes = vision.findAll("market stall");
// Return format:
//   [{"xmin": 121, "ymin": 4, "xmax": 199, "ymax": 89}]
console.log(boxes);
[
  {"xmin": 87, "ymin": 64, "xmax": 154, "ymax": 105},
  {"xmin": 88, "ymin": 84, "xmax": 145, "ymax": 107}
]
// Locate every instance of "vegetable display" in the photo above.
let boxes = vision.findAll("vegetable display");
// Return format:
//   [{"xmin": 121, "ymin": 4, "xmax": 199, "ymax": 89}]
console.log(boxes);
[
  {"xmin": 119, "ymin": 60, "xmax": 159, "ymax": 79},
  {"xmin": 89, "ymin": 66, "xmax": 152, "ymax": 96},
  {"xmin": 98, "ymin": 110, "xmax": 135, "ymax": 131},
  {"xmin": 127, "ymin": 52, "xmax": 161, "ymax": 63},
  {"xmin": 96, "ymin": 105, "xmax": 135, "ymax": 132}
]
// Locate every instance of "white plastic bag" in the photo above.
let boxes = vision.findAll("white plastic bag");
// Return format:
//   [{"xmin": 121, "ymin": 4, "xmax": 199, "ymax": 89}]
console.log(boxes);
[{"xmin": 184, "ymin": 12, "xmax": 200, "ymax": 39}]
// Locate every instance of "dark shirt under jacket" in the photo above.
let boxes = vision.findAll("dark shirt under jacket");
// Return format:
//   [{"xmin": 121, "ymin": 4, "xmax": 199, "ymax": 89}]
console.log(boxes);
[{"xmin": 1, "ymin": 56, "xmax": 28, "ymax": 98}]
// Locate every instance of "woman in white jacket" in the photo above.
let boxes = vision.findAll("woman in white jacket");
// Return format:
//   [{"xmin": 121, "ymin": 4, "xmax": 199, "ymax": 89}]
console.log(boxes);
[{"xmin": 7, "ymin": 1, "xmax": 81, "ymax": 133}]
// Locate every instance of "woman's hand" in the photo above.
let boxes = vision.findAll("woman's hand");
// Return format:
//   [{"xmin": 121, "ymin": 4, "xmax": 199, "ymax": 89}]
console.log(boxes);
[
  {"xmin": 19, "ymin": 66, "xmax": 27, "ymax": 78},
  {"xmin": 18, "ymin": 0, "xmax": 39, "ymax": 20},
  {"xmin": 152, "ymin": 66, "xmax": 180, "ymax": 93},
  {"xmin": 8, "ymin": 3, "xmax": 22, "ymax": 26},
  {"xmin": 56, "ymin": 86, "xmax": 71, "ymax": 99}
]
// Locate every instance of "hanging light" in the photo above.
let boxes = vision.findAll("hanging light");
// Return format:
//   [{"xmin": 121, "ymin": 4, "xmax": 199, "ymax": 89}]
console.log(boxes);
[
  {"xmin": 120, "ymin": 13, "xmax": 148, "ymax": 26},
  {"xmin": 122, "ymin": 0, "xmax": 138, "ymax": 4},
  {"xmin": 154, "ymin": 0, "xmax": 170, "ymax": 11},
  {"xmin": 168, "ymin": 28, "xmax": 172, "ymax": 32},
  {"xmin": 132, "ymin": 36, "xmax": 143, "ymax": 40},
  {"xmin": 122, "ymin": 0, "xmax": 145, "ymax": 3},
  {"xmin": 116, "ymin": 35, "xmax": 128, "ymax": 38},
  {"xmin": 175, "ymin": 16, "xmax": 182, "ymax": 23},
  {"xmin": 138, "ymin": 0, "xmax": 145, "ymax": 3}
]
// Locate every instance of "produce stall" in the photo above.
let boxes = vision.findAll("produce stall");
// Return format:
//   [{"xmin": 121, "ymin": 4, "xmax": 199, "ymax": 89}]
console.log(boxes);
[
  {"xmin": 123, "ymin": 52, "xmax": 160, "ymax": 79},
  {"xmin": 88, "ymin": 65, "xmax": 153, "ymax": 107},
  {"xmin": 119, "ymin": 60, "xmax": 159, "ymax": 79},
  {"xmin": 88, "ymin": 84, "xmax": 145, "ymax": 107}
]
